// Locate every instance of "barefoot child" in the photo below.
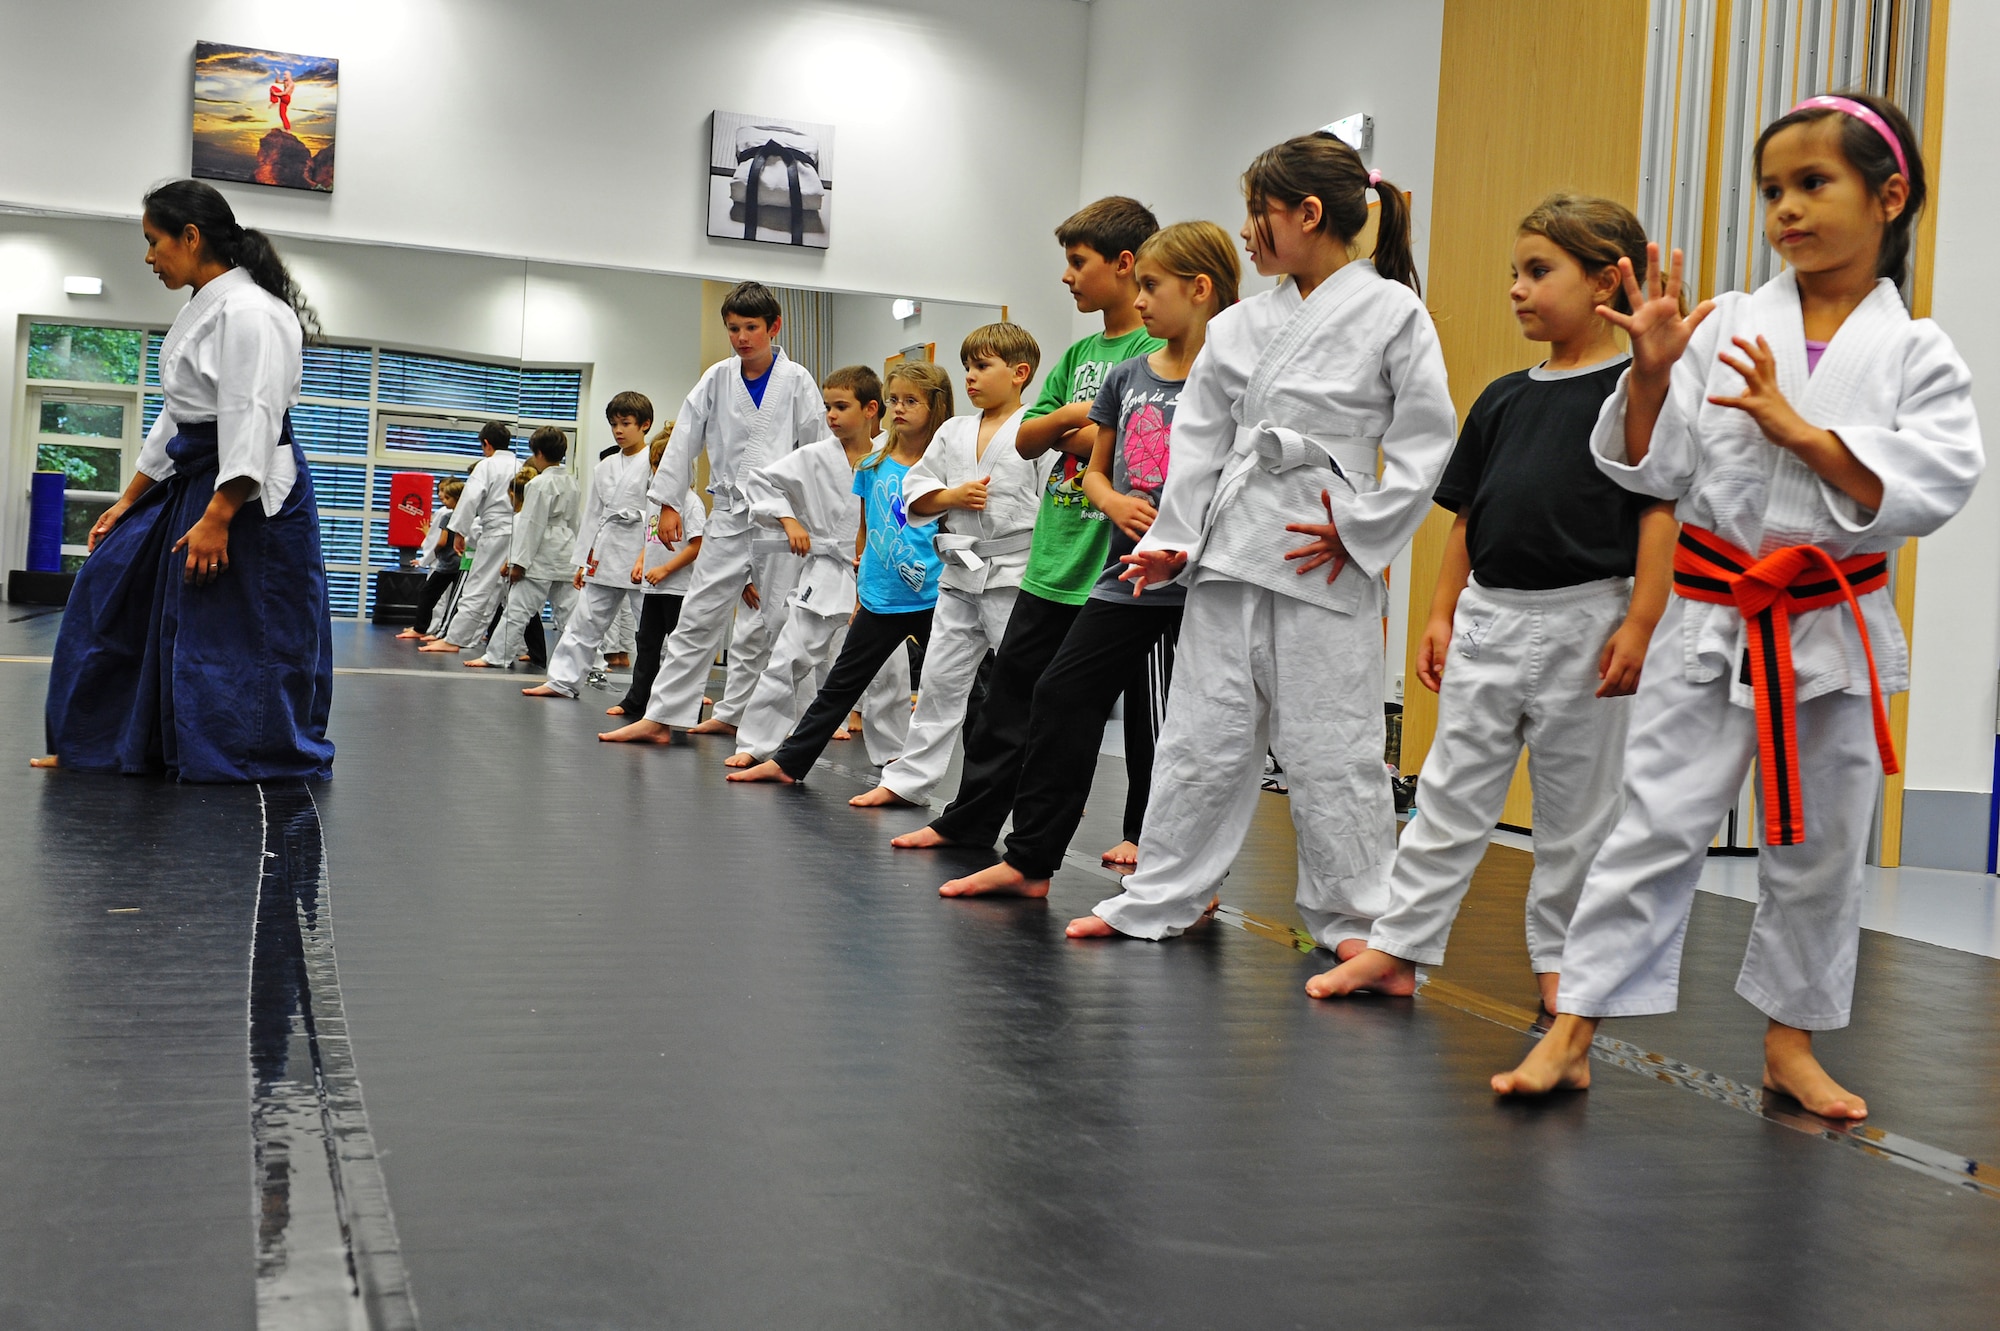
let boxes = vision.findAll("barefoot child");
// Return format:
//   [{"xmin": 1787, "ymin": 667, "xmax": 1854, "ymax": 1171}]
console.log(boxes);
[
  {"xmin": 422, "ymin": 422, "xmax": 519, "ymax": 654},
  {"xmin": 471, "ymin": 428, "xmax": 583, "ymax": 670},
  {"xmin": 853, "ymin": 324, "xmax": 1050, "ymax": 808},
  {"xmin": 726, "ymin": 366, "xmax": 906, "ymax": 765},
  {"xmin": 727, "ymin": 363, "xmax": 950, "ymax": 785},
  {"xmin": 938, "ymin": 221, "xmax": 1238, "ymax": 898},
  {"xmin": 599, "ymin": 282, "xmax": 831, "ymax": 746},
  {"xmin": 399, "ymin": 476, "xmax": 465, "ymax": 640},
  {"xmin": 889, "ymin": 197, "xmax": 1164, "ymax": 852},
  {"xmin": 1494, "ymin": 95, "xmax": 1980, "ymax": 1117},
  {"xmin": 1305, "ymin": 195, "xmax": 1677, "ymax": 1011},
  {"xmin": 1067, "ymin": 134, "xmax": 1456, "ymax": 951},
  {"xmin": 608, "ymin": 426, "xmax": 705, "ymax": 716},
  {"xmin": 522, "ymin": 393, "xmax": 655, "ymax": 699}
]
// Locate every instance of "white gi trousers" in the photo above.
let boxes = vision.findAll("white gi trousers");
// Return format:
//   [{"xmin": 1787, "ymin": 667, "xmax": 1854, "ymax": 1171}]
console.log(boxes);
[
  {"xmin": 602, "ymin": 599, "xmax": 637, "ymax": 658},
  {"xmin": 1556, "ymin": 600, "xmax": 1881, "ymax": 1030},
  {"xmin": 878, "ymin": 584, "xmax": 1017, "ymax": 802},
  {"xmin": 480, "ymin": 577, "xmax": 580, "ymax": 668},
  {"xmin": 713, "ymin": 546, "xmax": 804, "ymax": 726},
  {"xmin": 544, "ymin": 584, "xmax": 642, "ymax": 698},
  {"xmin": 644, "ymin": 526, "xmax": 756, "ymax": 727},
  {"xmin": 442, "ymin": 518, "xmax": 513, "ymax": 647},
  {"xmin": 733, "ymin": 609, "xmax": 912, "ymax": 764},
  {"xmin": 1369, "ymin": 578, "xmax": 1632, "ymax": 971},
  {"xmin": 1094, "ymin": 577, "xmax": 1395, "ymax": 947}
]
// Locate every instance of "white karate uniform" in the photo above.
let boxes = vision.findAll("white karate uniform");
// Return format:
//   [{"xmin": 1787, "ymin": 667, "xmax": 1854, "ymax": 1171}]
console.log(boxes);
[
  {"xmin": 711, "ymin": 534, "xmax": 805, "ymax": 726},
  {"xmin": 544, "ymin": 447, "xmax": 654, "ymax": 697},
  {"xmin": 1558, "ymin": 272, "xmax": 1981, "ymax": 1029},
  {"xmin": 1091, "ymin": 261, "xmax": 1457, "ymax": 947},
  {"xmin": 641, "ymin": 350, "xmax": 832, "ymax": 728},
  {"xmin": 1369, "ymin": 577, "xmax": 1633, "ymax": 971},
  {"xmin": 441, "ymin": 449, "xmax": 522, "ymax": 647},
  {"xmin": 481, "ymin": 463, "xmax": 582, "ymax": 668},
  {"xmin": 878, "ymin": 409, "xmax": 1050, "ymax": 802}
]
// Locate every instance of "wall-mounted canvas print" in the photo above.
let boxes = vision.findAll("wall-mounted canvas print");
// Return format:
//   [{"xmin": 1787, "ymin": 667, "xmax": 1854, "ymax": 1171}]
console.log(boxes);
[
  {"xmin": 707, "ymin": 111, "xmax": 833, "ymax": 249},
  {"xmin": 191, "ymin": 42, "xmax": 338, "ymax": 193}
]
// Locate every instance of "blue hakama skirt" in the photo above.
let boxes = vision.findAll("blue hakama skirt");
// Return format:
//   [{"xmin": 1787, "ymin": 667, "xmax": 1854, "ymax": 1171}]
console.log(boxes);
[{"xmin": 46, "ymin": 420, "xmax": 336, "ymax": 782}]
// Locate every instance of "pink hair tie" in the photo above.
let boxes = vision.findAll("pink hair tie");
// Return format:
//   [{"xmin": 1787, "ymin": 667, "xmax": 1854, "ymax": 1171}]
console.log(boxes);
[
  {"xmin": 1367, "ymin": 169, "xmax": 1383, "ymax": 187},
  {"xmin": 1791, "ymin": 95, "xmax": 1910, "ymax": 180}
]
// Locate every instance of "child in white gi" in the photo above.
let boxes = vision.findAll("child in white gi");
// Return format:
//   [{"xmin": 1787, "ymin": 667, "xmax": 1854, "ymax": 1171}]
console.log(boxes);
[
  {"xmin": 469, "ymin": 428, "xmax": 583, "ymax": 670},
  {"xmin": 850, "ymin": 324, "xmax": 1050, "ymax": 807},
  {"xmin": 1306, "ymin": 196, "xmax": 1678, "ymax": 1014},
  {"xmin": 609, "ymin": 426, "xmax": 706, "ymax": 717},
  {"xmin": 1495, "ymin": 95, "xmax": 1981, "ymax": 1119},
  {"xmin": 1070, "ymin": 134, "xmax": 1456, "ymax": 953},
  {"xmin": 399, "ymin": 476, "xmax": 464, "ymax": 641},
  {"xmin": 599, "ymin": 282, "xmax": 832, "ymax": 747},
  {"xmin": 422, "ymin": 421, "xmax": 520, "ymax": 654},
  {"xmin": 522, "ymin": 392, "xmax": 657, "ymax": 700}
]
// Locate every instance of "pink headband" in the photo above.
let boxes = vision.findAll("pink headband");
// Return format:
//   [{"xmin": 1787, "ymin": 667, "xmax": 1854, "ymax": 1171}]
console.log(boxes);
[
  {"xmin": 1367, "ymin": 169, "xmax": 1382, "ymax": 187},
  {"xmin": 1790, "ymin": 95, "xmax": 1909, "ymax": 180}
]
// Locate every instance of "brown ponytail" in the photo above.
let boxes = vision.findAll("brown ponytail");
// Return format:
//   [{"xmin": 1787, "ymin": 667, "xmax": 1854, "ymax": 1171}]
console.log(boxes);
[{"xmin": 1242, "ymin": 132, "xmax": 1421, "ymax": 295}]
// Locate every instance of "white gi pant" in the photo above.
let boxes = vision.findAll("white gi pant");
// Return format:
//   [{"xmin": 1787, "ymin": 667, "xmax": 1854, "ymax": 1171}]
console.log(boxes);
[
  {"xmin": 480, "ymin": 576, "xmax": 580, "ymax": 668},
  {"xmin": 1369, "ymin": 578, "xmax": 1632, "ymax": 971},
  {"xmin": 644, "ymin": 526, "xmax": 757, "ymax": 728},
  {"xmin": 1093, "ymin": 577, "xmax": 1395, "ymax": 947},
  {"xmin": 713, "ymin": 545, "xmax": 804, "ymax": 727},
  {"xmin": 602, "ymin": 599, "xmax": 637, "ymax": 659},
  {"xmin": 544, "ymin": 583, "xmax": 642, "ymax": 698},
  {"xmin": 878, "ymin": 584, "xmax": 1017, "ymax": 802},
  {"xmin": 1556, "ymin": 600, "xmax": 1881, "ymax": 1030},
  {"xmin": 734, "ymin": 609, "xmax": 913, "ymax": 765},
  {"xmin": 442, "ymin": 518, "xmax": 513, "ymax": 647}
]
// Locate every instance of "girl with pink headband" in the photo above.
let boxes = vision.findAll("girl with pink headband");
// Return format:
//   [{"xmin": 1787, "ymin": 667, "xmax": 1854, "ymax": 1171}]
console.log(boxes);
[{"xmin": 1495, "ymin": 91, "xmax": 1983, "ymax": 1120}]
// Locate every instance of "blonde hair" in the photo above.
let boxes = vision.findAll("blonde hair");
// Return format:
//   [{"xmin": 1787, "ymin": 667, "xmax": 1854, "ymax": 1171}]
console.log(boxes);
[
  {"xmin": 873, "ymin": 361, "xmax": 955, "ymax": 465},
  {"xmin": 648, "ymin": 420, "xmax": 675, "ymax": 470},
  {"xmin": 1135, "ymin": 220, "xmax": 1242, "ymax": 312},
  {"xmin": 508, "ymin": 464, "xmax": 538, "ymax": 511}
]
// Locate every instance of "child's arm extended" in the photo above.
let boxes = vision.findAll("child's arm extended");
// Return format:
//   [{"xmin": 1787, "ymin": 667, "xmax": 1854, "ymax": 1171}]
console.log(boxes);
[
  {"xmin": 1415, "ymin": 514, "xmax": 1473, "ymax": 693},
  {"xmin": 646, "ymin": 535, "xmax": 704, "ymax": 585},
  {"xmin": 1015, "ymin": 403, "xmax": 1094, "ymax": 459},
  {"xmin": 1596, "ymin": 502, "xmax": 1678, "ymax": 697},
  {"xmin": 1080, "ymin": 425, "xmax": 1153, "ymax": 541}
]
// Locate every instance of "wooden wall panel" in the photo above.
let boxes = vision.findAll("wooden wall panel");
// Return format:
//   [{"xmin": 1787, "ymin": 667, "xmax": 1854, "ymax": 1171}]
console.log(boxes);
[{"xmin": 1402, "ymin": 0, "xmax": 1651, "ymax": 827}]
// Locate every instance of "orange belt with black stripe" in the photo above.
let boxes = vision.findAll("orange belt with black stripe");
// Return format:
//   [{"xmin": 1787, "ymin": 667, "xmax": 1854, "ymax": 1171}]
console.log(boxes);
[{"xmin": 1672, "ymin": 526, "xmax": 1898, "ymax": 846}]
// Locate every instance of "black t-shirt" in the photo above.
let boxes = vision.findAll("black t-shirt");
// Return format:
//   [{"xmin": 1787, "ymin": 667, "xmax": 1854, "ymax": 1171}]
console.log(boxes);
[{"xmin": 1433, "ymin": 356, "xmax": 1653, "ymax": 590}]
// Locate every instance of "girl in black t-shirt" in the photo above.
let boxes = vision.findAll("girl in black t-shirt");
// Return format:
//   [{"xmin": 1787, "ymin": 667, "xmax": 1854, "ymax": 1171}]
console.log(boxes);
[{"xmin": 1307, "ymin": 194, "xmax": 1678, "ymax": 1016}]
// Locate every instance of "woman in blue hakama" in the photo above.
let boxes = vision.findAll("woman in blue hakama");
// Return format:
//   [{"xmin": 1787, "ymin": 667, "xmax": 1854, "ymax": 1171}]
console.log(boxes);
[{"xmin": 35, "ymin": 181, "xmax": 334, "ymax": 781}]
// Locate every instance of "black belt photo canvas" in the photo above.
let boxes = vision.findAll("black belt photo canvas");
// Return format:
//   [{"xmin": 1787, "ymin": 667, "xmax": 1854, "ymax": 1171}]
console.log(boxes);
[
  {"xmin": 191, "ymin": 42, "xmax": 337, "ymax": 193},
  {"xmin": 707, "ymin": 111, "xmax": 833, "ymax": 249}
]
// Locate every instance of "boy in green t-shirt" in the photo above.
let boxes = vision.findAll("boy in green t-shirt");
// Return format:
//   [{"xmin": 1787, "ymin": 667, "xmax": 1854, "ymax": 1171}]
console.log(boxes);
[{"xmin": 891, "ymin": 196, "xmax": 1164, "ymax": 861}]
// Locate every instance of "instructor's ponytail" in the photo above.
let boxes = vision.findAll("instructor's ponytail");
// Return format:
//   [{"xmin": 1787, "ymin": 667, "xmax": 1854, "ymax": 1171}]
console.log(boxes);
[
  {"xmin": 142, "ymin": 179, "xmax": 322, "ymax": 342},
  {"xmin": 1242, "ymin": 132, "xmax": 1421, "ymax": 296}
]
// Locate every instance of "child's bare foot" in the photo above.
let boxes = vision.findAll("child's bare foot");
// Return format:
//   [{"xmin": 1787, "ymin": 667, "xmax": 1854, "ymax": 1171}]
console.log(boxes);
[
  {"xmin": 831, "ymin": 727, "xmax": 852, "ymax": 741},
  {"xmin": 1491, "ymin": 1014, "xmax": 1597, "ymax": 1096},
  {"xmin": 688, "ymin": 717, "xmax": 738, "ymax": 736},
  {"xmin": 521, "ymin": 683, "xmax": 571, "ymax": 698},
  {"xmin": 1304, "ymin": 947, "xmax": 1416, "ymax": 999},
  {"xmin": 891, "ymin": 825, "xmax": 956, "ymax": 849},
  {"xmin": 518, "ymin": 653, "xmax": 533, "ymax": 662},
  {"xmin": 605, "ymin": 704, "xmax": 626, "ymax": 716},
  {"xmin": 1100, "ymin": 840, "xmax": 1140, "ymax": 866},
  {"xmin": 603, "ymin": 652, "xmax": 631, "ymax": 668},
  {"xmin": 1066, "ymin": 914, "xmax": 1119, "ymax": 938},
  {"xmin": 29, "ymin": 755, "xmax": 58, "ymax": 769},
  {"xmin": 1536, "ymin": 971, "xmax": 1561, "ymax": 1018},
  {"xmin": 723, "ymin": 751, "xmax": 757, "ymax": 768},
  {"xmin": 1763, "ymin": 1022, "xmax": 1867, "ymax": 1119},
  {"xmin": 600, "ymin": 718, "xmax": 673, "ymax": 744},
  {"xmin": 850, "ymin": 785, "xmax": 917, "ymax": 808},
  {"xmin": 420, "ymin": 633, "xmax": 441, "ymax": 642},
  {"xmin": 463, "ymin": 659, "xmax": 501, "ymax": 669},
  {"xmin": 939, "ymin": 863, "xmax": 1048, "ymax": 898},
  {"xmin": 418, "ymin": 640, "xmax": 463, "ymax": 653},
  {"xmin": 395, "ymin": 628, "xmax": 423, "ymax": 640},
  {"xmin": 726, "ymin": 759, "xmax": 796, "ymax": 784}
]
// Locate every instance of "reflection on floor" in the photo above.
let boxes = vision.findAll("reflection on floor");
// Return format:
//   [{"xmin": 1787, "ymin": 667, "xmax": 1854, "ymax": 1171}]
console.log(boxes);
[{"xmin": 2, "ymin": 612, "xmax": 1998, "ymax": 1328}]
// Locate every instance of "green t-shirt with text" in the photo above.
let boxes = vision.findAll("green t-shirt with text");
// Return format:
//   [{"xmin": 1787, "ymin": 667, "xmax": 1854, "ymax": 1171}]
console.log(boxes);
[{"xmin": 1019, "ymin": 326, "xmax": 1166, "ymax": 603}]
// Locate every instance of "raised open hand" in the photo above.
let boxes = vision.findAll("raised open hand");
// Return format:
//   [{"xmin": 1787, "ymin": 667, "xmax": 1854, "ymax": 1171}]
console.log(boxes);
[{"xmin": 1595, "ymin": 243, "xmax": 1716, "ymax": 382}]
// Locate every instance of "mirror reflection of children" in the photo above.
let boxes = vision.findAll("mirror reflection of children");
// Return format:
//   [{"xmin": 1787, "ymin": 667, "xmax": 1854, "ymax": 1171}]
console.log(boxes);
[{"xmin": 270, "ymin": 71, "xmax": 295, "ymax": 133}]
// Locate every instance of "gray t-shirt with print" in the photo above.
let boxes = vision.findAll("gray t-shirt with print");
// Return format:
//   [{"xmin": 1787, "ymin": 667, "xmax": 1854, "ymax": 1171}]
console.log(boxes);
[{"xmin": 1087, "ymin": 355, "xmax": 1186, "ymax": 606}]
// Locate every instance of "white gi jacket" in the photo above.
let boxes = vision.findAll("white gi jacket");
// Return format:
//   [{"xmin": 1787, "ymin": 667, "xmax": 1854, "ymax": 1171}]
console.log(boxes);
[
  {"xmin": 574, "ymin": 448, "xmax": 654, "ymax": 587},
  {"xmin": 904, "ymin": 408, "xmax": 1052, "ymax": 594},
  {"xmin": 651, "ymin": 349, "xmax": 832, "ymax": 539},
  {"xmin": 1137, "ymin": 262, "xmax": 1457, "ymax": 615},
  {"xmin": 744, "ymin": 438, "xmax": 866, "ymax": 617},
  {"xmin": 135, "ymin": 267, "xmax": 303, "ymax": 515},
  {"xmin": 1593, "ymin": 271, "xmax": 1982, "ymax": 705},
  {"xmin": 447, "ymin": 450, "xmax": 523, "ymax": 539},
  {"xmin": 511, "ymin": 463, "xmax": 582, "ymax": 582}
]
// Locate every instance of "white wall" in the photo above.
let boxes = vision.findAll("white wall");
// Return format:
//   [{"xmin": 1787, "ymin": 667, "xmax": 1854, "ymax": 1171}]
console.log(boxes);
[
  {"xmin": 1900, "ymin": 2, "xmax": 2000, "ymax": 867},
  {"xmin": 828, "ymin": 294, "xmax": 1005, "ymax": 397},
  {"xmin": 0, "ymin": 0, "xmax": 1091, "ymax": 373},
  {"xmin": 1, "ymin": 212, "xmax": 710, "ymax": 572}
]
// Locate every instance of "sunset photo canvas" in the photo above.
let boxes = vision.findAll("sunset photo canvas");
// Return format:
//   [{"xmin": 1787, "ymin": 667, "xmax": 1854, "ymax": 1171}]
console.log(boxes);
[{"xmin": 191, "ymin": 42, "xmax": 337, "ymax": 193}]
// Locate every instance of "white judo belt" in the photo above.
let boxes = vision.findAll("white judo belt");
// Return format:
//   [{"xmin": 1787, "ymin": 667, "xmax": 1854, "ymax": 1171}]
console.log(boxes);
[
  {"xmin": 933, "ymin": 529, "xmax": 1034, "ymax": 572},
  {"xmin": 1247, "ymin": 421, "xmax": 1381, "ymax": 483}
]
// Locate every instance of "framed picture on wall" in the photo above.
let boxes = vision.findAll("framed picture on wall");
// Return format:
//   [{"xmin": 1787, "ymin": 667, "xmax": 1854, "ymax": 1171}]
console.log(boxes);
[
  {"xmin": 191, "ymin": 41, "xmax": 338, "ymax": 193},
  {"xmin": 707, "ymin": 111, "xmax": 833, "ymax": 249}
]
